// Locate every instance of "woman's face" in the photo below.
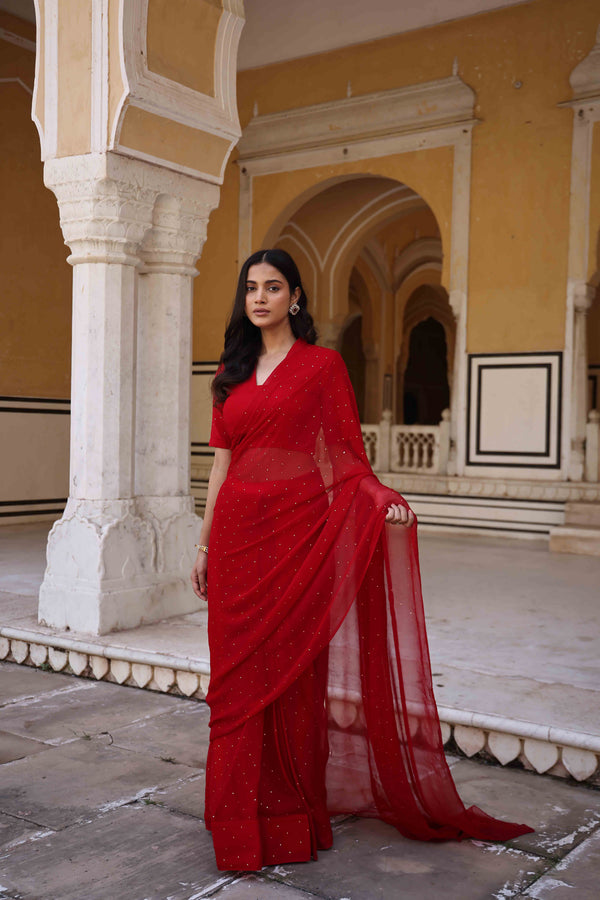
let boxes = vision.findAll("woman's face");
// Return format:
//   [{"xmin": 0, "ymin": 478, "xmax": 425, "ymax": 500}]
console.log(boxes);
[{"xmin": 245, "ymin": 262, "xmax": 300, "ymax": 331}]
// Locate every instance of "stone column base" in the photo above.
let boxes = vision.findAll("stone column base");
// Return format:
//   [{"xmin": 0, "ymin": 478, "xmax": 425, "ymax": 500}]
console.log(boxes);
[{"xmin": 39, "ymin": 497, "xmax": 203, "ymax": 635}]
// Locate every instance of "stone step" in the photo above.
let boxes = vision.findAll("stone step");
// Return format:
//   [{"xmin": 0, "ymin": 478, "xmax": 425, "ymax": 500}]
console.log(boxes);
[
  {"xmin": 563, "ymin": 501, "xmax": 600, "ymax": 527},
  {"xmin": 549, "ymin": 525, "xmax": 600, "ymax": 557}
]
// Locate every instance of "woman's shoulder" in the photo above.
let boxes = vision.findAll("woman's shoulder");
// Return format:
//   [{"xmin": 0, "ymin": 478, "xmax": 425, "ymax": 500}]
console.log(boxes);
[{"xmin": 298, "ymin": 341, "xmax": 346, "ymax": 370}]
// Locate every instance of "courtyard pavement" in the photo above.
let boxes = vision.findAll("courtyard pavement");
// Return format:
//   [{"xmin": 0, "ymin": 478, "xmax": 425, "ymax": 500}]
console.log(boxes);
[{"xmin": 1, "ymin": 660, "xmax": 600, "ymax": 900}]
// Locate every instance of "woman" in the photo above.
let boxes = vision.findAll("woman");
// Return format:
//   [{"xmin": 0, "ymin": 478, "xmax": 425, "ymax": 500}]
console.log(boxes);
[{"xmin": 191, "ymin": 248, "xmax": 532, "ymax": 872}]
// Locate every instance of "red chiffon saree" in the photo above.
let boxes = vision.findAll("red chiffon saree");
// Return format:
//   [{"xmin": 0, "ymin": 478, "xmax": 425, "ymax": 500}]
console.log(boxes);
[{"xmin": 205, "ymin": 338, "xmax": 532, "ymax": 871}]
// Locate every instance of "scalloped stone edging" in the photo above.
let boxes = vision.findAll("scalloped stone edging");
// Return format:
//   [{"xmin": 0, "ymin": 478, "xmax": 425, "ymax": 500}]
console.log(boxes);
[
  {"xmin": 0, "ymin": 629, "xmax": 210, "ymax": 702},
  {"xmin": 1, "ymin": 629, "xmax": 598, "ymax": 784}
]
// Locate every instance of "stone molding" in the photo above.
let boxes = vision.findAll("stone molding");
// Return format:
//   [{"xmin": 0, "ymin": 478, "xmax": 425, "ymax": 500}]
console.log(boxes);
[
  {"xmin": 44, "ymin": 153, "xmax": 220, "ymax": 266},
  {"xmin": 114, "ymin": 0, "xmax": 243, "ymax": 157},
  {"xmin": 383, "ymin": 472, "xmax": 600, "ymax": 502},
  {"xmin": 573, "ymin": 280, "xmax": 596, "ymax": 312},
  {"xmin": 33, "ymin": 0, "xmax": 244, "ymax": 181},
  {"xmin": 238, "ymin": 74, "xmax": 476, "ymax": 166},
  {"xmin": 140, "ymin": 193, "xmax": 217, "ymax": 276},
  {"xmin": 569, "ymin": 24, "xmax": 600, "ymax": 102}
]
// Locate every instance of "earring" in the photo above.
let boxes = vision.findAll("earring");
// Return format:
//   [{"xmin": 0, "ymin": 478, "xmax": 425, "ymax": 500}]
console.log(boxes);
[{"xmin": 289, "ymin": 302, "xmax": 300, "ymax": 316}]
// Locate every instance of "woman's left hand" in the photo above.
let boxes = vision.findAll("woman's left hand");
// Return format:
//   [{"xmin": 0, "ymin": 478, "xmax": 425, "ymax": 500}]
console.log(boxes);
[{"xmin": 385, "ymin": 503, "xmax": 415, "ymax": 527}]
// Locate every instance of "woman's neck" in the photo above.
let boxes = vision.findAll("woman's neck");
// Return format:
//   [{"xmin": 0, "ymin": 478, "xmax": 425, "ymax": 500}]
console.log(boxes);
[{"xmin": 259, "ymin": 323, "xmax": 296, "ymax": 357}]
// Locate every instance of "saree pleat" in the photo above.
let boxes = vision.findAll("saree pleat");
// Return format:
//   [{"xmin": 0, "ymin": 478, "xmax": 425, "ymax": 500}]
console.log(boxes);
[{"xmin": 205, "ymin": 338, "xmax": 533, "ymax": 871}]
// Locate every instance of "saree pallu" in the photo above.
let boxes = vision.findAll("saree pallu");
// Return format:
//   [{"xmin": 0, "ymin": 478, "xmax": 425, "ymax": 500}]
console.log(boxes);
[{"xmin": 205, "ymin": 338, "xmax": 532, "ymax": 871}]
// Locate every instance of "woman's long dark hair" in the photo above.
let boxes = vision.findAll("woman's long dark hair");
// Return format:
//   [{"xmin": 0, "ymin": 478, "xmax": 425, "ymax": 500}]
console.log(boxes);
[{"xmin": 212, "ymin": 248, "xmax": 317, "ymax": 404}]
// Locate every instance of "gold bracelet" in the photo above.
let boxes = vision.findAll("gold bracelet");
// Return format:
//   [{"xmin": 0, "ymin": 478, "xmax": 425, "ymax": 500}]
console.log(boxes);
[{"xmin": 195, "ymin": 544, "xmax": 209, "ymax": 553}]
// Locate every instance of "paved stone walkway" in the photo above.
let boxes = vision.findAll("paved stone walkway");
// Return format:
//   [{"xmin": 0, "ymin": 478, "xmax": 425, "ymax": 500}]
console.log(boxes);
[{"xmin": 1, "ymin": 662, "xmax": 599, "ymax": 900}]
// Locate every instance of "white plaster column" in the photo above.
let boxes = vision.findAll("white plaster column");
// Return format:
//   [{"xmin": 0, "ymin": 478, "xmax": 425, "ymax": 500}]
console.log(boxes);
[
  {"xmin": 562, "ymin": 28, "xmax": 600, "ymax": 480},
  {"xmin": 569, "ymin": 281, "xmax": 595, "ymax": 481},
  {"xmin": 37, "ymin": 154, "xmax": 222, "ymax": 635},
  {"xmin": 447, "ymin": 125, "xmax": 473, "ymax": 477},
  {"xmin": 447, "ymin": 289, "xmax": 466, "ymax": 477},
  {"xmin": 39, "ymin": 154, "xmax": 157, "ymax": 634},
  {"xmin": 135, "ymin": 184, "xmax": 219, "ymax": 589}
]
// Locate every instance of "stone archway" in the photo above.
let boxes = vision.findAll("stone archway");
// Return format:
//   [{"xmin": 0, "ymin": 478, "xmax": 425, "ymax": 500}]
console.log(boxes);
[{"xmin": 269, "ymin": 175, "xmax": 453, "ymax": 427}]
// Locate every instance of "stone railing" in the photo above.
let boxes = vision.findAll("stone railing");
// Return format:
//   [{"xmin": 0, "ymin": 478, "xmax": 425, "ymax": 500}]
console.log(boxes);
[{"xmin": 361, "ymin": 409, "xmax": 451, "ymax": 474}]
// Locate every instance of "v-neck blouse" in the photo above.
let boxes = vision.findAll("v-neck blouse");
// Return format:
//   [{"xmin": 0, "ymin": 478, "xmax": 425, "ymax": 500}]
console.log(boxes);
[
  {"xmin": 210, "ymin": 339, "xmax": 301, "ymax": 450},
  {"xmin": 254, "ymin": 339, "xmax": 299, "ymax": 387}
]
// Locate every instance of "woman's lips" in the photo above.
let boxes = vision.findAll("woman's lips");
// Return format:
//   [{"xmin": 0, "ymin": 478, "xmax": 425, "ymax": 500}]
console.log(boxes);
[{"xmin": 253, "ymin": 310, "xmax": 270, "ymax": 316}]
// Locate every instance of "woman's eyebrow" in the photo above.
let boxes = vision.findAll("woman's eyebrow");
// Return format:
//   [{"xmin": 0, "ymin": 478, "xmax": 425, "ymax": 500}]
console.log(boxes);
[{"xmin": 246, "ymin": 279, "xmax": 283, "ymax": 285}]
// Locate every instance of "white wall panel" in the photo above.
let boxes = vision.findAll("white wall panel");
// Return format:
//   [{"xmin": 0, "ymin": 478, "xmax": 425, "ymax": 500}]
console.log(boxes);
[
  {"xmin": 466, "ymin": 353, "xmax": 562, "ymax": 471},
  {"xmin": 0, "ymin": 397, "xmax": 70, "ymax": 522}
]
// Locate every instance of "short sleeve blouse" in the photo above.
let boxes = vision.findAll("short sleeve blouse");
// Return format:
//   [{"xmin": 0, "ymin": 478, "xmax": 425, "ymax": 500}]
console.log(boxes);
[{"xmin": 209, "ymin": 400, "xmax": 231, "ymax": 449}]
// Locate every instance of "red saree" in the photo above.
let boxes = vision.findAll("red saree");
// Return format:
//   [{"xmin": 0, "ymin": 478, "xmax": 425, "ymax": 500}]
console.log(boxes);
[{"xmin": 205, "ymin": 338, "xmax": 532, "ymax": 871}]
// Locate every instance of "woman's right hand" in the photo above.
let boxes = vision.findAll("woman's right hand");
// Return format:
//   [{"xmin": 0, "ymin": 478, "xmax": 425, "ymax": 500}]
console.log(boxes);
[{"xmin": 191, "ymin": 550, "xmax": 208, "ymax": 600}]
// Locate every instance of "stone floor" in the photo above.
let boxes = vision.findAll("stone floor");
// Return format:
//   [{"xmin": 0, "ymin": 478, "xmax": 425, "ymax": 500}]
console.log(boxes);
[{"xmin": 1, "ymin": 660, "xmax": 600, "ymax": 900}]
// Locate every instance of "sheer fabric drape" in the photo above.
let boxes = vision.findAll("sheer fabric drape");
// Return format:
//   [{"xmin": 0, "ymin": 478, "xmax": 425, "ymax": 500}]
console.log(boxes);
[{"xmin": 205, "ymin": 339, "xmax": 532, "ymax": 871}]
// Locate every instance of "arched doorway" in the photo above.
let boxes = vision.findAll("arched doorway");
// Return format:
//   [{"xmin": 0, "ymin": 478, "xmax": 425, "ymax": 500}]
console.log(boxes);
[
  {"xmin": 402, "ymin": 317, "xmax": 450, "ymax": 424},
  {"xmin": 396, "ymin": 283, "xmax": 454, "ymax": 424},
  {"xmin": 271, "ymin": 175, "xmax": 450, "ymax": 424}
]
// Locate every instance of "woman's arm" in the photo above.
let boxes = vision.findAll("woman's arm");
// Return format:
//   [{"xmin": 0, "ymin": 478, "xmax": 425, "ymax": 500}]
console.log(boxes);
[{"xmin": 190, "ymin": 447, "xmax": 231, "ymax": 600}]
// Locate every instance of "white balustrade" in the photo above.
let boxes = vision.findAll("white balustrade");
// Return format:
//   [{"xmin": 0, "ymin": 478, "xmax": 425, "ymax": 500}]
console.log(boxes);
[
  {"xmin": 361, "ymin": 408, "xmax": 451, "ymax": 475},
  {"xmin": 360, "ymin": 424, "xmax": 381, "ymax": 470}
]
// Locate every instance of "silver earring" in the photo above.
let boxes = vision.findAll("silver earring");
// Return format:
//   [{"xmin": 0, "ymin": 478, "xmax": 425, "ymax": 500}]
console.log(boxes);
[{"xmin": 289, "ymin": 302, "xmax": 300, "ymax": 316}]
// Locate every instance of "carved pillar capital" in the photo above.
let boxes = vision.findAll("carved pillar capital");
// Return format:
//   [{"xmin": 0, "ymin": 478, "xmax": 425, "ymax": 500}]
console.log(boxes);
[
  {"xmin": 43, "ymin": 155, "xmax": 157, "ymax": 266},
  {"xmin": 140, "ymin": 184, "xmax": 220, "ymax": 275}
]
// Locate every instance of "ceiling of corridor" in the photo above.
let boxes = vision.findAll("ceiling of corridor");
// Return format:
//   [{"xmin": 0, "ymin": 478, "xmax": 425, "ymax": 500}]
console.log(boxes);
[
  {"xmin": 238, "ymin": 0, "xmax": 532, "ymax": 68},
  {"xmin": 2, "ymin": 0, "xmax": 533, "ymax": 69}
]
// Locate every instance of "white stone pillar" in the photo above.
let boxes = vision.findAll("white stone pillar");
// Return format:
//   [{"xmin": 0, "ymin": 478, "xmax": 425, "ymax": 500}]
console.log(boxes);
[
  {"xmin": 38, "ymin": 153, "xmax": 218, "ymax": 635},
  {"xmin": 447, "ymin": 290, "xmax": 466, "ymax": 477},
  {"xmin": 39, "ymin": 155, "xmax": 157, "ymax": 634},
  {"xmin": 569, "ymin": 281, "xmax": 595, "ymax": 481},
  {"xmin": 585, "ymin": 410, "xmax": 600, "ymax": 482},
  {"xmin": 135, "ymin": 186, "xmax": 219, "ymax": 587}
]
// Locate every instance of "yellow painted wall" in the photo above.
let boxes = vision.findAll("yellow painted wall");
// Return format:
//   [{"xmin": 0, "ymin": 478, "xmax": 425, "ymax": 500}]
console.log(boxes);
[
  {"xmin": 57, "ymin": 0, "xmax": 92, "ymax": 157},
  {"xmin": 193, "ymin": 155, "xmax": 241, "ymax": 360},
  {"xmin": 3, "ymin": 0, "xmax": 600, "ymax": 394},
  {"xmin": 0, "ymin": 28, "xmax": 72, "ymax": 398},
  {"xmin": 147, "ymin": 0, "xmax": 221, "ymax": 98},
  {"xmin": 119, "ymin": 106, "xmax": 231, "ymax": 178},
  {"xmin": 193, "ymin": 0, "xmax": 599, "ymax": 365}
]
